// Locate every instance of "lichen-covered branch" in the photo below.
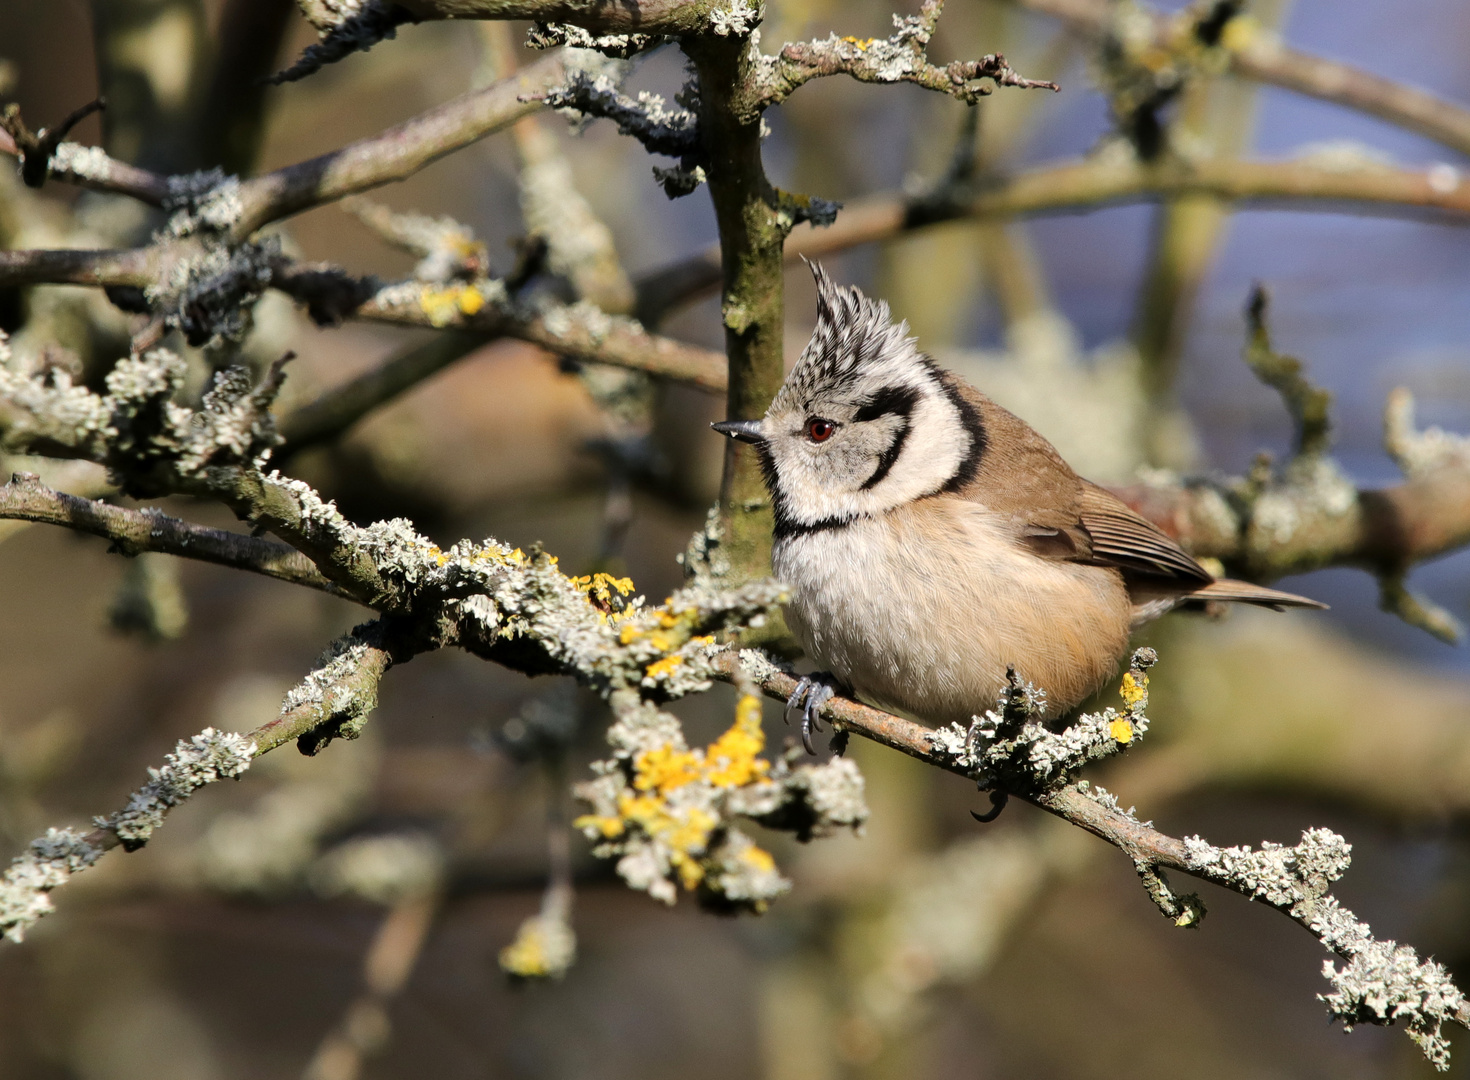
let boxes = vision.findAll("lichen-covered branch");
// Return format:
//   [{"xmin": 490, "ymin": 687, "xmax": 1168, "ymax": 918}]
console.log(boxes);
[
  {"xmin": 708, "ymin": 647, "xmax": 1470, "ymax": 1068},
  {"xmin": 0, "ymin": 620, "xmax": 399, "ymax": 943},
  {"xmin": 369, "ymin": 0, "xmax": 725, "ymax": 35},
  {"xmin": 352, "ymin": 277, "xmax": 728, "ymax": 390},
  {"xmin": 0, "ymin": 472, "xmax": 337, "ymax": 594},
  {"xmin": 758, "ymin": 0, "xmax": 1058, "ymax": 108},
  {"xmin": 0, "ymin": 339, "xmax": 398, "ymax": 605},
  {"xmin": 271, "ymin": 0, "xmax": 418, "ymax": 84}
]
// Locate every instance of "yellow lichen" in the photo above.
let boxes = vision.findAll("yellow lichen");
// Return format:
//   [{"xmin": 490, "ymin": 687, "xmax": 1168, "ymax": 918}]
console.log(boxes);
[
  {"xmin": 1120, "ymin": 670, "xmax": 1147, "ymax": 709},
  {"xmin": 499, "ymin": 921, "xmax": 554, "ymax": 977},
  {"xmin": 1109, "ymin": 717, "xmax": 1134, "ymax": 743},
  {"xmin": 633, "ymin": 745, "xmax": 702, "ymax": 794},
  {"xmin": 1218, "ymin": 14, "xmax": 1258, "ymax": 52},
  {"xmin": 644, "ymin": 654, "xmax": 684, "ymax": 680},
  {"xmin": 573, "ymin": 573, "xmax": 638, "ymax": 621},
  {"xmin": 498, "ymin": 912, "xmax": 574, "ymax": 979},
  {"xmin": 419, "ymin": 283, "xmax": 486, "ymax": 327},
  {"xmin": 583, "ymin": 699, "xmax": 777, "ymax": 896},
  {"xmin": 573, "ymin": 813, "xmax": 625, "ymax": 838},
  {"xmin": 704, "ymin": 694, "xmax": 768, "ymax": 788}
]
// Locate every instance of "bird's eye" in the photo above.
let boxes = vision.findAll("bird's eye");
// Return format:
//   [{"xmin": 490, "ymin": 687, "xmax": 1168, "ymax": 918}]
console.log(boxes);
[{"xmin": 807, "ymin": 419, "xmax": 834, "ymax": 443}]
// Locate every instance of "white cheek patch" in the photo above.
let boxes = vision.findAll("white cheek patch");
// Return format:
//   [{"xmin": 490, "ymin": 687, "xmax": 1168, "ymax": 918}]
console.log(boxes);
[
  {"xmin": 770, "ymin": 377, "xmax": 971, "ymax": 526},
  {"xmin": 851, "ymin": 389, "xmax": 968, "ymax": 511}
]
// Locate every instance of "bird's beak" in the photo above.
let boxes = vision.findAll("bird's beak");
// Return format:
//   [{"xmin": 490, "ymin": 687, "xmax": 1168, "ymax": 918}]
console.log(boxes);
[{"xmin": 711, "ymin": 419, "xmax": 766, "ymax": 445}]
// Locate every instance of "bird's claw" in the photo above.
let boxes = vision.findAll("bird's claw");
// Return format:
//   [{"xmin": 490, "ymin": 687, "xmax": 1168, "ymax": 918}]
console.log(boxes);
[
  {"xmin": 971, "ymin": 789, "xmax": 1008, "ymax": 823},
  {"xmin": 785, "ymin": 674, "xmax": 838, "ymax": 755}
]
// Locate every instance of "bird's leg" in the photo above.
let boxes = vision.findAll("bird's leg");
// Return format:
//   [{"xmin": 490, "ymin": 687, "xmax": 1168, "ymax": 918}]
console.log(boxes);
[{"xmin": 785, "ymin": 673, "xmax": 840, "ymax": 755}]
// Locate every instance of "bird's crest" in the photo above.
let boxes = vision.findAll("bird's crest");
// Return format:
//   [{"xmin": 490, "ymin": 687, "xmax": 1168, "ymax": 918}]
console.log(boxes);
[{"xmin": 775, "ymin": 261, "xmax": 927, "ymax": 410}]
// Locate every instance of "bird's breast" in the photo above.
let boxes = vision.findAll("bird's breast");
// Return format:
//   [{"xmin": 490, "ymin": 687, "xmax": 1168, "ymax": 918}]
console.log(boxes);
[{"xmin": 772, "ymin": 498, "xmax": 1132, "ymax": 726}]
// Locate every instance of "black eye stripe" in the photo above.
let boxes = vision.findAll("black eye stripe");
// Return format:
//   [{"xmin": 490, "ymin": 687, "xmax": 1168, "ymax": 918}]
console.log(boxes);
[
  {"xmin": 860, "ymin": 417, "xmax": 912, "ymax": 490},
  {"xmin": 853, "ymin": 384, "xmax": 921, "ymax": 423}
]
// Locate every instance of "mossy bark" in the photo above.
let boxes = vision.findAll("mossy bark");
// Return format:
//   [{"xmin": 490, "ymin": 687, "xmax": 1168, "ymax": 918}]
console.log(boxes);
[{"xmin": 684, "ymin": 34, "xmax": 788, "ymax": 587}]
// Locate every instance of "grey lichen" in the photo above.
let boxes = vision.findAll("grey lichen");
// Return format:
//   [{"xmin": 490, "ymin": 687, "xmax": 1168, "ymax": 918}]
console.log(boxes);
[
  {"xmin": 526, "ymin": 23, "xmax": 663, "ymax": 59},
  {"xmin": 282, "ymin": 637, "xmax": 378, "ymax": 725},
  {"xmin": 927, "ymin": 648, "xmax": 1157, "ymax": 794},
  {"xmin": 542, "ymin": 68, "xmax": 707, "ymax": 199},
  {"xmin": 707, "ymin": 0, "xmax": 760, "ymax": 37},
  {"xmin": 46, "ymin": 142, "xmax": 116, "ymax": 186},
  {"xmin": 146, "ymin": 236, "xmax": 279, "ymax": 348},
  {"xmin": 1183, "ymin": 827, "xmax": 1468, "ymax": 1069},
  {"xmin": 96, "ymin": 728, "xmax": 257, "ymax": 850},
  {"xmin": 0, "ymin": 341, "xmax": 287, "ymax": 496},
  {"xmin": 0, "ymin": 828, "xmax": 103, "ymax": 943},
  {"xmin": 270, "ymin": 0, "xmax": 415, "ymax": 84},
  {"xmin": 163, "ymin": 168, "xmax": 244, "ymax": 238},
  {"xmin": 1384, "ymin": 386, "xmax": 1470, "ymax": 480},
  {"xmin": 544, "ymin": 74, "xmax": 699, "ymax": 158}
]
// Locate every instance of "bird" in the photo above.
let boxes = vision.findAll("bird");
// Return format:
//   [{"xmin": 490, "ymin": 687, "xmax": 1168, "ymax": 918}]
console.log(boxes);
[{"xmin": 712, "ymin": 263, "xmax": 1325, "ymax": 753}]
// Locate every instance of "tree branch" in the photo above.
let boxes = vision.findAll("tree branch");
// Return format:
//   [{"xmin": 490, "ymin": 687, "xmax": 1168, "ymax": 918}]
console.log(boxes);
[
  {"xmin": 708, "ymin": 647, "xmax": 1470, "ymax": 1068},
  {"xmin": 0, "ymin": 621, "xmax": 399, "ymax": 943},
  {"xmin": 349, "ymin": 279, "xmax": 728, "ymax": 389},
  {"xmin": 231, "ymin": 52, "xmax": 565, "ymax": 238},
  {"xmin": 1016, "ymin": 0, "xmax": 1470, "ymax": 160},
  {"xmin": 759, "ymin": 1, "xmax": 1057, "ymax": 108},
  {"xmin": 278, "ymin": 330, "xmax": 491, "ymax": 457},
  {"xmin": 0, "ymin": 472, "xmax": 338, "ymax": 594},
  {"xmin": 633, "ymin": 153, "xmax": 1470, "ymax": 325},
  {"xmin": 390, "ymin": 0, "xmax": 721, "ymax": 35}
]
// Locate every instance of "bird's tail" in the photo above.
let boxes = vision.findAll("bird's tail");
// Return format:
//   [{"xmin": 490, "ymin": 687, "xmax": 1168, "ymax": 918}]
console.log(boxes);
[{"xmin": 1190, "ymin": 578, "xmax": 1328, "ymax": 610}]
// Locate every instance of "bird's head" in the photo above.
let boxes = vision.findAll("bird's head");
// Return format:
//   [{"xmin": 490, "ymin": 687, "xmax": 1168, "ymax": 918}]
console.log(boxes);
[{"xmin": 713, "ymin": 262, "xmax": 984, "ymax": 537}]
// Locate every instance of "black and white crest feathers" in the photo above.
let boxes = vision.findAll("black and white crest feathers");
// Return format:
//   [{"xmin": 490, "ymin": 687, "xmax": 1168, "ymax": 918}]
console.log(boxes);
[{"xmin": 775, "ymin": 262, "xmax": 929, "ymax": 411}]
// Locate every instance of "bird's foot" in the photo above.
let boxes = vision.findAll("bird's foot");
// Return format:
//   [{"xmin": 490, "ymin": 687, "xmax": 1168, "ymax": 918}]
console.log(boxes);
[{"xmin": 785, "ymin": 673, "xmax": 840, "ymax": 755}]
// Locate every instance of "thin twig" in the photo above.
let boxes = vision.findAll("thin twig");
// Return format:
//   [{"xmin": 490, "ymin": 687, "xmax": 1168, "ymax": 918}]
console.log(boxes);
[
  {"xmin": 1016, "ymin": 0, "xmax": 1470, "ymax": 160},
  {"xmin": 231, "ymin": 53, "xmax": 565, "ymax": 238}
]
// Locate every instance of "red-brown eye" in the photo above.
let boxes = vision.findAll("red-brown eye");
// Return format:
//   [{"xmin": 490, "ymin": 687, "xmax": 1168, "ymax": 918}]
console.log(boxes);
[{"xmin": 807, "ymin": 419, "xmax": 834, "ymax": 443}]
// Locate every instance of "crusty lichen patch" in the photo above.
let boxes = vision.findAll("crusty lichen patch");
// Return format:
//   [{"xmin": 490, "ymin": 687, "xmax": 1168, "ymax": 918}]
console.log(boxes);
[{"xmin": 575, "ymin": 690, "xmax": 866, "ymax": 911}]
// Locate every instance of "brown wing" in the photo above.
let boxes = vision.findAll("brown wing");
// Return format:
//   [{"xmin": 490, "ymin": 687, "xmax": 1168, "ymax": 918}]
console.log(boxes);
[
  {"xmin": 940, "ymin": 376, "xmax": 1205, "ymax": 579},
  {"xmin": 1074, "ymin": 481, "xmax": 1212, "ymax": 584},
  {"xmin": 940, "ymin": 375, "xmax": 1326, "ymax": 612}
]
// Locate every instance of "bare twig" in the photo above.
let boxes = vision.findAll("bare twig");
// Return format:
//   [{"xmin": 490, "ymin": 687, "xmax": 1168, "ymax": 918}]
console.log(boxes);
[
  {"xmin": 232, "ymin": 53, "xmax": 565, "ymax": 238},
  {"xmin": 1244, "ymin": 285, "xmax": 1333, "ymax": 458},
  {"xmin": 0, "ymin": 98, "xmax": 107, "ymax": 188},
  {"xmin": 301, "ymin": 892, "xmax": 442, "ymax": 1080},
  {"xmin": 633, "ymin": 153, "xmax": 1470, "ymax": 325},
  {"xmin": 278, "ymin": 331, "xmax": 490, "ymax": 457},
  {"xmin": 1016, "ymin": 0, "xmax": 1470, "ymax": 160}
]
